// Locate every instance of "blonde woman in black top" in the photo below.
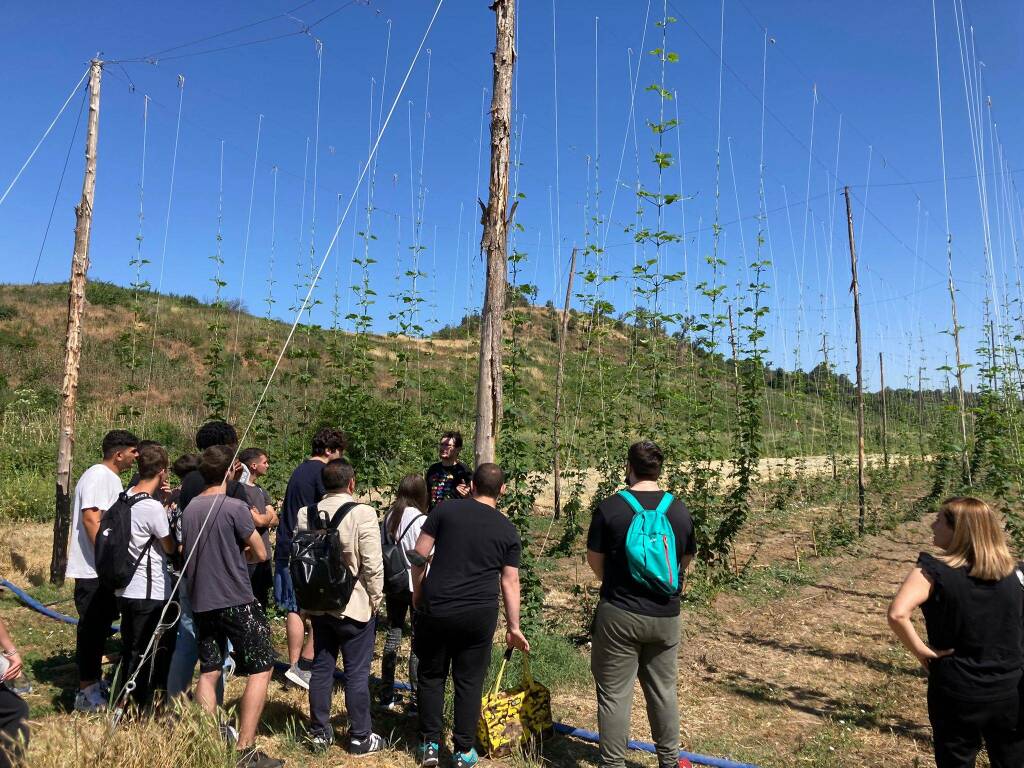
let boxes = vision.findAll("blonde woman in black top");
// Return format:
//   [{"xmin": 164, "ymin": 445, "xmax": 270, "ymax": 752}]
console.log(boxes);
[{"xmin": 888, "ymin": 497, "xmax": 1024, "ymax": 768}]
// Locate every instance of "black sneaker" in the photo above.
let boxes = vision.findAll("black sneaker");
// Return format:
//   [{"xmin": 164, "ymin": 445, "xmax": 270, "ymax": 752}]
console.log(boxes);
[
  {"xmin": 347, "ymin": 733, "xmax": 386, "ymax": 756},
  {"xmin": 235, "ymin": 747, "xmax": 284, "ymax": 768},
  {"xmin": 417, "ymin": 741, "xmax": 440, "ymax": 767}
]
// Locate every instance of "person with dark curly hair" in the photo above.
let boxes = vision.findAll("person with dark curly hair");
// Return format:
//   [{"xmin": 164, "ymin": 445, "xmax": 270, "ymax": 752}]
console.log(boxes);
[{"xmin": 274, "ymin": 427, "xmax": 346, "ymax": 690}]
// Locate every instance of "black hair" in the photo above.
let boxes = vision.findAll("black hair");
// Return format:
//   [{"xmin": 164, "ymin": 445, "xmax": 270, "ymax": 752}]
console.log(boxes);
[
  {"xmin": 102, "ymin": 429, "xmax": 140, "ymax": 459},
  {"xmin": 198, "ymin": 445, "xmax": 235, "ymax": 486},
  {"xmin": 171, "ymin": 453, "xmax": 200, "ymax": 479},
  {"xmin": 195, "ymin": 420, "xmax": 238, "ymax": 451},
  {"xmin": 311, "ymin": 427, "xmax": 347, "ymax": 457},
  {"xmin": 472, "ymin": 463, "xmax": 504, "ymax": 498},
  {"xmin": 322, "ymin": 459, "xmax": 355, "ymax": 491},
  {"xmin": 440, "ymin": 430, "xmax": 463, "ymax": 449},
  {"xmin": 238, "ymin": 447, "xmax": 267, "ymax": 468},
  {"xmin": 627, "ymin": 440, "xmax": 664, "ymax": 480}
]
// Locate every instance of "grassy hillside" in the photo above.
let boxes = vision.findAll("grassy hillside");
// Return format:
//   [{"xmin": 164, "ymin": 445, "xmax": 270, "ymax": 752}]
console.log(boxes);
[{"xmin": 0, "ymin": 280, "xmax": 937, "ymax": 521}]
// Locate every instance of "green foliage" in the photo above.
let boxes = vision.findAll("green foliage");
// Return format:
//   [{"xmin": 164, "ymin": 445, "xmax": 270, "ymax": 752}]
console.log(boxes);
[
  {"xmin": 483, "ymin": 631, "xmax": 590, "ymax": 694},
  {"xmin": 0, "ymin": 304, "xmax": 16, "ymax": 321},
  {"xmin": 85, "ymin": 281, "xmax": 133, "ymax": 307}
]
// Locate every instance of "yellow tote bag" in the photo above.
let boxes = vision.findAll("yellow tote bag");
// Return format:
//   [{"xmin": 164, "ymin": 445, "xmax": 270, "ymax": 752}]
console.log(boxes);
[{"xmin": 477, "ymin": 648, "xmax": 553, "ymax": 757}]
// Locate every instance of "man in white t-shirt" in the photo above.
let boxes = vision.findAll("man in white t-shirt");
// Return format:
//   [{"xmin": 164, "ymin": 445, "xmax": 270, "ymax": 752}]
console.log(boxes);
[
  {"xmin": 116, "ymin": 443, "xmax": 177, "ymax": 709},
  {"xmin": 66, "ymin": 429, "xmax": 139, "ymax": 713}
]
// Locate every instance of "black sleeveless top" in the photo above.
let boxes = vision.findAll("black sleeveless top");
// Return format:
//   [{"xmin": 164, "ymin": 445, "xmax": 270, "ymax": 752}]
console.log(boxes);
[{"xmin": 918, "ymin": 552, "xmax": 1024, "ymax": 700}]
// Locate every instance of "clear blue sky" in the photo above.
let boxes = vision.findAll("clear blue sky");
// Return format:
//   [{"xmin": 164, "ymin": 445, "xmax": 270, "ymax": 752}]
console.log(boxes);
[{"xmin": 3, "ymin": 0, "xmax": 1023, "ymax": 392}]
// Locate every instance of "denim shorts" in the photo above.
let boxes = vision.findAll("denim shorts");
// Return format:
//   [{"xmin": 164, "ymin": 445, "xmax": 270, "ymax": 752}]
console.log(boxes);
[{"xmin": 273, "ymin": 560, "xmax": 299, "ymax": 614}]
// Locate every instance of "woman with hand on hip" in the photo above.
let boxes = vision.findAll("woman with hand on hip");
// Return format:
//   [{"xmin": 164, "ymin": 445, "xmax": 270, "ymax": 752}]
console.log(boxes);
[{"xmin": 888, "ymin": 496, "xmax": 1024, "ymax": 768}]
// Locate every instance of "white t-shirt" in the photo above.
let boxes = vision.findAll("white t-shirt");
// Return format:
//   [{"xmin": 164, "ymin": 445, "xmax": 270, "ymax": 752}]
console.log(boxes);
[
  {"xmin": 66, "ymin": 464, "xmax": 123, "ymax": 580},
  {"xmin": 117, "ymin": 493, "xmax": 171, "ymax": 601},
  {"xmin": 385, "ymin": 506, "xmax": 427, "ymax": 592}
]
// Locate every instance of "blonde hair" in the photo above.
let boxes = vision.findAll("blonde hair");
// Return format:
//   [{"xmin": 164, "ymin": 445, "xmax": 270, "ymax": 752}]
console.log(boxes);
[{"xmin": 937, "ymin": 496, "xmax": 1017, "ymax": 581}]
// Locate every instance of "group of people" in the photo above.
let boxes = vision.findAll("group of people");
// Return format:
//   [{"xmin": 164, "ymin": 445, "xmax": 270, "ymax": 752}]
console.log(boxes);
[{"xmin": 0, "ymin": 418, "xmax": 1022, "ymax": 768}]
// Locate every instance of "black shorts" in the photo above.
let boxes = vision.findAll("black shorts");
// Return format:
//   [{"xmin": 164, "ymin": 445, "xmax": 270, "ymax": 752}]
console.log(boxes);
[{"xmin": 194, "ymin": 601, "xmax": 274, "ymax": 676}]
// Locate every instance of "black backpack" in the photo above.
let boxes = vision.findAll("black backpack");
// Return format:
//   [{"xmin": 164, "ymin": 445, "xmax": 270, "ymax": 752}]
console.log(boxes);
[
  {"xmin": 381, "ymin": 511, "xmax": 425, "ymax": 596},
  {"xmin": 95, "ymin": 492, "xmax": 156, "ymax": 595},
  {"xmin": 289, "ymin": 502, "xmax": 358, "ymax": 613}
]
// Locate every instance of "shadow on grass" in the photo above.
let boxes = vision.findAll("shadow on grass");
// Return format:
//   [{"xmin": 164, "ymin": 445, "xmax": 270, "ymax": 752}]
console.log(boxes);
[{"xmin": 725, "ymin": 631, "xmax": 922, "ymax": 679}]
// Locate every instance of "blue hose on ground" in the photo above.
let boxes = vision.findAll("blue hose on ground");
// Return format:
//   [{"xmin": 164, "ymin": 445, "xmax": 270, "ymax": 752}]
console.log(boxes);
[
  {"xmin": 0, "ymin": 577, "xmax": 119, "ymax": 631},
  {"xmin": 3, "ymin": 578, "xmax": 760, "ymax": 768}
]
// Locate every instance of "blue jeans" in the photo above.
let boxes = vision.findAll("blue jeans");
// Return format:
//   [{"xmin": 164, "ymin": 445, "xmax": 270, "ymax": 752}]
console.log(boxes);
[
  {"xmin": 166, "ymin": 576, "xmax": 225, "ymax": 703},
  {"xmin": 273, "ymin": 561, "xmax": 299, "ymax": 614}
]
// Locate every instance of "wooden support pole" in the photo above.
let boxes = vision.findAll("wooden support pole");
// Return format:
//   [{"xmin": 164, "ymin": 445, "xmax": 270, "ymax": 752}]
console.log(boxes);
[
  {"xmin": 879, "ymin": 352, "xmax": 889, "ymax": 471},
  {"xmin": 51, "ymin": 59, "xmax": 102, "ymax": 585},
  {"xmin": 473, "ymin": 0, "xmax": 516, "ymax": 466},
  {"xmin": 844, "ymin": 187, "xmax": 866, "ymax": 535},
  {"xmin": 552, "ymin": 246, "xmax": 578, "ymax": 520}
]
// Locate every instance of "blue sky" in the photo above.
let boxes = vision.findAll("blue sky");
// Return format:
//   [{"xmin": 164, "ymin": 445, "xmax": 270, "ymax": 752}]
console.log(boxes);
[{"xmin": 2, "ymin": 0, "xmax": 1023, "ymax": 392}]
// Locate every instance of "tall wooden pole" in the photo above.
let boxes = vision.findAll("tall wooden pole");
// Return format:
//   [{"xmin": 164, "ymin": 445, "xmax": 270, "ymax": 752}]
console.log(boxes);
[
  {"xmin": 552, "ymin": 246, "xmax": 578, "ymax": 520},
  {"xmin": 879, "ymin": 352, "xmax": 889, "ymax": 471},
  {"xmin": 844, "ymin": 187, "xmax": 866, "ymax": 535},
  {"xmin": 50, "ymin": 60, "xmax": 103, "ymax": 585},
  {"xmin": 474, "ymin": 0, "xmax": 516, "ymax": 466},
  {"xmin": 917, "ymin": 366, "xmax": 925, "ymax": 461}
]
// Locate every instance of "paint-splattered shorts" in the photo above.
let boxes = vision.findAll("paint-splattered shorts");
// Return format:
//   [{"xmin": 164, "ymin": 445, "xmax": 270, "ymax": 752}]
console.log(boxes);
[{"xmin": 195, "ymin": 601, "xmax": 274, "ymax": 675}]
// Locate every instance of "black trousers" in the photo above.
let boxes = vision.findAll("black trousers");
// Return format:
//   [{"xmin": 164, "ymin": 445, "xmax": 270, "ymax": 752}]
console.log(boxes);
[
  {"xmin": 118, "ymin": 597, "xmax": 178, "ymax": 708},
  {"xmin": 414, "ymin": 608, "xmax": 498, "ymax": 752},
  {"xmin": 0, "ymin": 685, "xmax": 29, "ymax": 768},
  {"xmin": 73, "ymin": 578, "xmax": 119, "ymax": 684},
  {"xmin": 929, "ymin": 685, "xmax": 1024, "ymax": 768},
  {"xmin": 309, "ymin": 614, "xmax": 376, "ymax": 741}
]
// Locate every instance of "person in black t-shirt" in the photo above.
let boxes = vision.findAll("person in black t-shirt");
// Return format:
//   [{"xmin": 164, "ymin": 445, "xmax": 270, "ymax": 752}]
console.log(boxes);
[
  {"xmin": 238, "ymin": 448, "xmax": 278, "ymax": 612},
  {"xmin": 409, "ymin": 463, "xmax": 529, "ymax": 768},
  {"xmin": 888, "ymin": 496, "xmax": 1024, "ymax": 768},
  {"xmin": 586, "ymin": 441, "xmax": 696, "ymax": 768},
  {"xmin": 274, "ymin": 427, "xmax": 345, "ymax": 691},
  {"xmin": 424, "ymin": 430, "xmax": 472, "ymax": 510}
]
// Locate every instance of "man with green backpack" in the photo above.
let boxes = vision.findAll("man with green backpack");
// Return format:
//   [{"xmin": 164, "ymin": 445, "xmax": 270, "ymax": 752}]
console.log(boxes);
[{"xmin": 586, "ymin": 441, "xmax": 696, "ymax": 768}]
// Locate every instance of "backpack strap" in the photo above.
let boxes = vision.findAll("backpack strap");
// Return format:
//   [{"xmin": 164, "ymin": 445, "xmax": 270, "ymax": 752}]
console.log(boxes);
[
  {"xmin": 616, "ymin": 489, "xmax": 645, "ymax": 515},
  {"xmin": 397, "ymin": 513, "xmax": 426, "ymax": 543},
  {"xmin": 654, "ymin": 492, "xmax": 674, "ymax": 514},
  {"xmin": 327, "ymin": 501, "xmax": 360, "ymax": 530},
  {"xmin": 307, "ymin": 503, "xmax": 324, "ymax": 530}
]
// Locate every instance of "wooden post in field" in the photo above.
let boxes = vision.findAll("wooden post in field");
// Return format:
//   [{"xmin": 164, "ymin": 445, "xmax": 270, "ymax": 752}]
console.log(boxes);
[
  {"xmin": 879, "ymin": 352, "xmax": 889, "ymax": 471},
  {"xmin": 844, "ymin": 187, "xmax": 866, "ymax": 535},
  {"xmin": 51, "ymin": 59, "xmax": 102, "ymax": 585},
  {"xmin": 474, "ymin": 0, "xmax": 516, "ymax": 466},
  {"xmin": 552, "ymin": 246, "xmax": 578, "ymax": 520}
]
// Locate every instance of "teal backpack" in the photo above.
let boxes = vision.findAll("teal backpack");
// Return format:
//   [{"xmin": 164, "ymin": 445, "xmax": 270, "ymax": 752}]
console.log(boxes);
[{"xmin": 618, "ymin": 490, "xmax": 679, "ymax": 595}]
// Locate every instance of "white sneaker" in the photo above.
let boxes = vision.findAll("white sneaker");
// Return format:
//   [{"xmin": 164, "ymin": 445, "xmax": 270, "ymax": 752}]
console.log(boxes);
[
  {"xmin": 74, "ymin": 683, "xmax": 107, "ymax": 713},
  {"xmin": 284, "ymin": 664, "xmax": 311, "ymax": 691}
]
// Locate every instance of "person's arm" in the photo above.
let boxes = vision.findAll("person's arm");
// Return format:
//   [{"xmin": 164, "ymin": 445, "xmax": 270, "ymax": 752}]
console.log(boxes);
[
  {"xmin": 410, "ymin": 530, "xmax": 436, "ymax": 610},
  {"xmin": 158, "ymin": 535, "xmax": 175, "ymax": 555},
  {"xmin": 887, "ymin": 567, "xmax": 953, "ymax": 669},
  {"xmin": 82, "ymin": 507, "xmax": 102, "ymax": 546},
  {"xmin": 250, "ymin": 506, "xmax": 277, "ymax": 528},
  {"xmin": 358, "ymin": 508, "xmax": 385, "ymax": 611},
  {"xmin": 0, "ymin": 617, "xmax": 23, "ymax": 682},
  {"xmin": 501, "ymin": 565, "xmax": 530, "ymax": 651},
  {"xmin": 244, "ymin": 529, "xmax": 267, "ymax": 563},
  {"xmin": 264, "ymin": 502, "xmax": 279, "ymax": 527},
  {"xmin": 586, "ymin": 549, "xmax": 605, "ymax": 580}
]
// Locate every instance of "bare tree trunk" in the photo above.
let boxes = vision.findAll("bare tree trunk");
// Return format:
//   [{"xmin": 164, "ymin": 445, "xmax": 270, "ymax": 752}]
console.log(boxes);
[
  {"xmin": 552, "ymin": 246, "xmax": 578, "ymax": 520},
  {"xmin": 473, "ymin": 0, "xmax": 516, "ymax": 466},
  {"xmin": 51, "ymin": 60, "xmax": 102, "ymax": 585},
  {"xmin": 844, "ymin": 187, "xmax": 866, "ymax": 536},
  {"xmin": 918, "ymin": 366, "xmax": 925, "ymax": 461},
  {"xmin": 879, "ymin": 352, "xmax": 889, "ymax": 471}
]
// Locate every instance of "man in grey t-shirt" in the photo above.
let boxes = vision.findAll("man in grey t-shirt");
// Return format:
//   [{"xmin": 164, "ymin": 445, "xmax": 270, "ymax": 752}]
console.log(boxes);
[{"xmin": 181, "ymin": 446, "xmax": 281, "ymax": 768}]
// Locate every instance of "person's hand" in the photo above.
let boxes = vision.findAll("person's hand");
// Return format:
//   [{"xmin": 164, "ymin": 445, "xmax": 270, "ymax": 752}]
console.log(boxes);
[
  {"xmin": 455, "ymin": 482, "xmax": 470, "ymax": 498},
  {"xmin": 506, "ymin": 627, "xmax": 530, "ymax": 652},
  {"xmin": 917, "ymin": 646, "xmax": 954, "ymax": 670},
  {"xmin": 250, "ymin": 506, "xmax": 260, "ymax": 521},
  {"xmin": 1, "ymin": 652, "xmax": 23, "ymax": 682}
]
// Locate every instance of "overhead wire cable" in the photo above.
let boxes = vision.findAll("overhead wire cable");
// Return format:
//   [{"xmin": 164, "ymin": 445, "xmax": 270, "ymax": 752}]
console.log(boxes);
[
  {"xmin": 0, "ymin": 65, "xmax": 91, "ymax": 209},
  {"xmin": 30, "ymin": 86, "xmax": 89, "ymax": 283}
]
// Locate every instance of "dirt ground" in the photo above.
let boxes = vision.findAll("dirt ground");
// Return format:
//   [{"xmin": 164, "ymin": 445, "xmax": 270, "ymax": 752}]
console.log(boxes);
[{"xmin": 0, "ymin": 485, "xmax": 941, "ymax": 768}]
